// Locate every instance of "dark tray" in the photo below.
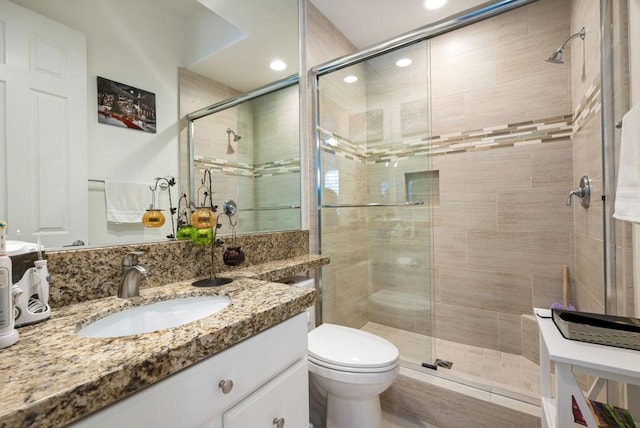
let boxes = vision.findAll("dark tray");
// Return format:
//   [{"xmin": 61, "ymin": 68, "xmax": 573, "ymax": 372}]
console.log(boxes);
[{"xmin": 552, "ymin": 309, "xmax": 640, "ymax": 351}]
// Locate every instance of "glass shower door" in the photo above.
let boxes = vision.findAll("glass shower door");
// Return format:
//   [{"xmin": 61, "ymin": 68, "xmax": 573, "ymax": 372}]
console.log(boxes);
[{"xmin": 317, "ymin": 40, "xmax": 436, "ymax": 368}]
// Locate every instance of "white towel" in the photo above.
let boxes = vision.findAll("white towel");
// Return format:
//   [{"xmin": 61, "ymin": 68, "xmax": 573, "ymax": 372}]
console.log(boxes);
[
  {"xmin": 104, "ymin": 181, "xmax": 151, "ymax": 223},
  {"xmin": 614, "ymin": 103, "xmax": 640, "ymax": 223}
]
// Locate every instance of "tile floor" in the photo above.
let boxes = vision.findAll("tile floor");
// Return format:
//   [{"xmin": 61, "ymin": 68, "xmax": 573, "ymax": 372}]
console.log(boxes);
[{"xmin": 362, "ymin": 322, "xmax": 541, "ymax": 405}]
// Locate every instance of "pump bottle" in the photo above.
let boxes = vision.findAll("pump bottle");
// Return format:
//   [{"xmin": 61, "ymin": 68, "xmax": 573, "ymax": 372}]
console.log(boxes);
[{"xmin": 0, "ymin": 220, "xmax": 19, "ymax": 348}]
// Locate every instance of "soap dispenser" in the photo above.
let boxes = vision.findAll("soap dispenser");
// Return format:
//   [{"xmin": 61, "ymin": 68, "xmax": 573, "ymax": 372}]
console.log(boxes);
[{"xmin": 0, "ymin": 220, "xmax": 19, "ymax": 349}]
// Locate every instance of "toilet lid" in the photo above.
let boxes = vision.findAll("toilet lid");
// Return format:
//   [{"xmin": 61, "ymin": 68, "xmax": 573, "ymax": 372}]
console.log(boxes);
[{"xmin": 308, "ymin": 324, "xmax": 399, "ymax": 369}]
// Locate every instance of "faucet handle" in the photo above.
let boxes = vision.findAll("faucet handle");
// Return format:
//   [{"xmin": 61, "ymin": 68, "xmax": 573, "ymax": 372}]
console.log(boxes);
[
  {"xmin": 566, "ymin": 175, "xmax": 591, "ymax": 208},
  {"xmin": 123, "ymin": 251, "xmax": 144, "ymax": 266}
]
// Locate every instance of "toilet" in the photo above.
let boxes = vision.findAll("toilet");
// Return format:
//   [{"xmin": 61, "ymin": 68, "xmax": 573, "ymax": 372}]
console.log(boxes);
[
  {"xmin": 279, "ymin": 276, "xmax": 400, "ymax": 428},
  {"xmin": 308, "ymin": 323, "xmax": 400, "ymax": 428}
]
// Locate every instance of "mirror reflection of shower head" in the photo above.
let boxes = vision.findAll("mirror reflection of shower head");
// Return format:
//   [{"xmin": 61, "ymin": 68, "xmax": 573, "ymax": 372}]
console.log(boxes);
[
  {"xmin": 226, "ymin": 128, "xmax": 241, "ymax": 154},
  {"xmin": 545, "ymin": 27, "xmax": 585, "ymax": 64}
]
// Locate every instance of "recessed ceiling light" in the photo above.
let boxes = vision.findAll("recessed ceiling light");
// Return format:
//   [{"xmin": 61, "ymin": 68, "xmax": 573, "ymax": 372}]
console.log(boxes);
[
  {"xmin": 396, "ymin": 58, "xmax": 412, "ymax": 67},
  {"xmin": 343, "ymin": 75, "xmax": 358, "ymax": 83},
  {"xmin": 423, "ymin": 0, "xmax": 447, "ymax": 10},
  {"xmin": 270, "ymin": 60, "xmax": 287, "ymax": 71}
]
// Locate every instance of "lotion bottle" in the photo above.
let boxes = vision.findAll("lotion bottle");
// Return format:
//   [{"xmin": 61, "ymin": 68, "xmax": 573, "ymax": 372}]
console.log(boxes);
[{"xmin": 0, "ymin": 220, "xmax": 19, "ymax": 348}]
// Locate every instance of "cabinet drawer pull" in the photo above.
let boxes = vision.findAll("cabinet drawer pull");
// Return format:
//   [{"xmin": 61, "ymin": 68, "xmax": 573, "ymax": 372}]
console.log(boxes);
[
  {"xmin": 273, "ymin": 417, "xmax": 285, "ymax": 428},
  {"xmin": 218, "ymin": 379, "xmax": 234, "ymax": 394}
]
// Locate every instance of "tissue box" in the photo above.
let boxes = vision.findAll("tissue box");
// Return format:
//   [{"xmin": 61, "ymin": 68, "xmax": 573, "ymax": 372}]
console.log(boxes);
[{"xmin": 552, "ymin": 309, "xmax": 640, "ymax": 351}]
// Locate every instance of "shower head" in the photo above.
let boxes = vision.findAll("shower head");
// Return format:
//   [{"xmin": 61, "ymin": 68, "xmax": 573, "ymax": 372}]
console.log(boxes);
[
  {"xmin": 226, "ymin": 128, "xmax": 241, "ymax": 142},
  {"xmin": 545, "ymin": 27, "xmax": 586, "ymax": 64},
  {"xmin": 546, "ymin": 48, "xmax": 564, "ymax": 64},
  {"xmin": 226, "ymin": 128, "xmax": 241, "ymax": 154}
]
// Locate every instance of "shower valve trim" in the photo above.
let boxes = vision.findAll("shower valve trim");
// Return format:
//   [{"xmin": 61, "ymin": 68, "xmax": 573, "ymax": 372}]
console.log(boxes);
[{"xmin": 566, "ymin": 175, "xmax": 591, "ymax": 208}]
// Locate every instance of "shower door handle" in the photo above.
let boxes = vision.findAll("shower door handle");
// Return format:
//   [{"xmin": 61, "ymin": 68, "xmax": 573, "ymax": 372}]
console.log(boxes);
[{"xmin": 566, "ymin": 176, "xmax": 591, "ymax": 208}]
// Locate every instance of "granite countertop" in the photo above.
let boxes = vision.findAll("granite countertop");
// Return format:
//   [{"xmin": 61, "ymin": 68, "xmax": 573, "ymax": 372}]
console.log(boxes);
[{"xmin": 0, "ymin": 255, "xmax": 328, "ymax": 428}]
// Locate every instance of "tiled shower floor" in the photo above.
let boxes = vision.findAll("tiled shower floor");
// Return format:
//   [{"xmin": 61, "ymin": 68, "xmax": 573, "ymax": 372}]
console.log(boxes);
[{"xmin": 362, "ymin": 322, "xmax": 541, "ymax": 405}]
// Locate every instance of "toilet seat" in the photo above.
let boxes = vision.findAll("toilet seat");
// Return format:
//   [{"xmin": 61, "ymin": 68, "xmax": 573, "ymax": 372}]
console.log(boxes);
[
  {"xmin": 308, "ymin": 324, "xmax": 399, "ymax": 371},
  {"xmin": 308, "ymin": 354, "xmax": 399, "ymax": 374},
  {"xmin": 308, "ymin": 356, "xmax": 399, "ymax": 385}
]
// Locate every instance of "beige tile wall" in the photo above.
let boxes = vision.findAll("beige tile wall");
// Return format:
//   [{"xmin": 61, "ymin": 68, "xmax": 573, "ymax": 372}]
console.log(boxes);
[
  {"xmin": 434, "ymin": 140, "xmax": 572, "ymax": 353},
  {"xmin": 306, "ymin": 3, "xmax": 366, "ymax": 328},
  {"xmin": 252, "ymin": 85, "xmax": 301, "ymax": 231},
  {"xmin": 430, "ymin": 0, "xmax": 571, "ymax": 137},
  {"xmin": 303, "ymin": 2, "xmax": 358, "ymax": 254}
]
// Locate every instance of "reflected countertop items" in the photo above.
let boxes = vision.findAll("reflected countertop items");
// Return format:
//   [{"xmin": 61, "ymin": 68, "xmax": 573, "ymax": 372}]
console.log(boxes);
[{"xmin": 0, "ymin": 254, "xmax": 328, "ymax": 428}]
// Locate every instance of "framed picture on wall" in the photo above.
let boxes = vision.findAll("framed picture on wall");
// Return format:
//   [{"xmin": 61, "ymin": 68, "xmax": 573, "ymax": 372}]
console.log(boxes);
[{"xmin": 97, "ymin": 76, "xmax": 156, "ymax": 133}]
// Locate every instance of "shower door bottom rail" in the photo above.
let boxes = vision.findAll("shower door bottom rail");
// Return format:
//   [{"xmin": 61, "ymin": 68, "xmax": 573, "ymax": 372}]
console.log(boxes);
[{"xmin": 321, "ymin": 201, "xmax": 424, "ymax": 208}]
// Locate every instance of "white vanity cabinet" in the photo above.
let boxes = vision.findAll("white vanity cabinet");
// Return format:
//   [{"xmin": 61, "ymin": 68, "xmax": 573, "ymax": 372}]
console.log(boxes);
[
  {"xmin": 71, "ymin": 312, "xmax": 309, "ymax": 428},
  {"xmin": 223, "ymin": 358, "xmax": 308, "ymax": 427}
]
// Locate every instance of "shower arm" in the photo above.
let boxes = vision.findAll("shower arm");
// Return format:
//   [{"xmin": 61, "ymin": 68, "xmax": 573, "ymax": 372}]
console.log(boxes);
[{"xmin": 560, "ymin": 27, "xmax": 586, "ymax": 50}]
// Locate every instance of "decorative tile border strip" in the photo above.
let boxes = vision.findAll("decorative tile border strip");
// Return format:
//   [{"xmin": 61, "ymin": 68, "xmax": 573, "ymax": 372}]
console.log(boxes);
[
  {"xmin": 317, "ymin": 126, "xmax": 367, "ymax": 162},
  {"xmin": 194, "ymin": 156, "xmax": 299, "ymax": 177},
  {"xmin": 318, "ymin": 114, "xmax": 573, "ymax": 164},
  {"xmin": 254, "ymin": 158, "xmax": 300, "ymax": 177},
  {"xmin": 194, "ymin": 156, "xmax": 254, "ymax": 177}
]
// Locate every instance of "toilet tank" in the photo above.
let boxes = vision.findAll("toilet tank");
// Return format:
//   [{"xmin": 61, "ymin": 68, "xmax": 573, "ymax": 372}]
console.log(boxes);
[{"xmin": 277, "ymin": 275, "xmax": 316, "ymax": 331}]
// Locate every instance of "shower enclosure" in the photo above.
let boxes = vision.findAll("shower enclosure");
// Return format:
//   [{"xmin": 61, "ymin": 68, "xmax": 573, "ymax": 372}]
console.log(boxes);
[
  {"xmin": 185, "ymin": 76, "xmax": 301, "ymax": 236},
  {"xmin": 313, "ymin": 0, "xmax": 625, "ymax": 405}
]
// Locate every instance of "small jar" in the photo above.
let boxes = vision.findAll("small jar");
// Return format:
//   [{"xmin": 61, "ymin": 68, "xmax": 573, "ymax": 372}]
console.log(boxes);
[
  {"xmin": 190, "ymin": 207, "xmax": 217, "ymax": 229},
  {"xmin": 223, "ymin": 246, "xmax": 245, "ymax": 266},
  {"xmin": 142, "ymin": 210, "xmax": 165, "ymax": 228},
  {"xmin": 192, "ymin": 228, "xmax": 213, "ymax": 246},
  {"xmin": 176, "ymin": 225, "xmax": 196, "ymax": 240}
]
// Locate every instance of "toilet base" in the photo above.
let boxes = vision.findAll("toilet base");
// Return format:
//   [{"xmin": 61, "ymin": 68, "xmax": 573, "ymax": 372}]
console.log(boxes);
[{"xmin": 326, "ymin": 394, "xmax": 382, "ymax": 428}]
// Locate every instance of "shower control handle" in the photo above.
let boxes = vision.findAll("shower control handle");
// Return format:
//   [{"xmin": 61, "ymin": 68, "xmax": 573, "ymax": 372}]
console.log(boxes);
[{"xmin": 566, "ymin": 175, "xmax": 591, "ymax": 208}]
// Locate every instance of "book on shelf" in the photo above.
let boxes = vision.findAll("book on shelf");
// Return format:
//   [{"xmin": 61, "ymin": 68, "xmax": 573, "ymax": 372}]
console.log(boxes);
[{"xmin": 572, "ymin": 396, "xmax": 637, "ymax": 428}]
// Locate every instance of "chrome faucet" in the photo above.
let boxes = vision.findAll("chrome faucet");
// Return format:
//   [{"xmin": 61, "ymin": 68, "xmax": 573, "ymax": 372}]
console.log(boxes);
[{"xmin": 118, "ymin": 251, "xmax": 149, "ymax": 298}]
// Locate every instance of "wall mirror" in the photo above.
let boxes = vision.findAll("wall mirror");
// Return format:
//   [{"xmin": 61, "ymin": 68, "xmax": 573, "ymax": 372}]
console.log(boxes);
[
  {"xmin": 183, "ymin": 77, "xmax": 301, "ymax": 237},
  {"xmin": 1, "ymin": 0, "xmax": 299, "ymax": 249}
]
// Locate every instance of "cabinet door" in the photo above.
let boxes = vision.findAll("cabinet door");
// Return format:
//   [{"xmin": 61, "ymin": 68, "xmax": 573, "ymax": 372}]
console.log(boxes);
[{"xmin": 223, "ymin": 359, "xmax": 309, "ymax": 428}]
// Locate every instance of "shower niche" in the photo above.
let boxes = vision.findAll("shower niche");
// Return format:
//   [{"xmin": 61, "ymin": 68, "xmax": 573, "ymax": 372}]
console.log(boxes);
[{"xmin": 405, "ymin": 170, "xmax": 439, "ymax": 208}]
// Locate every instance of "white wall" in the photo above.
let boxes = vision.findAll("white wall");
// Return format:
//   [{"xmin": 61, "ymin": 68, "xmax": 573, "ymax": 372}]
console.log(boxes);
[
  {"xmin": 11, "ymin": 0, "xmax": 190, "ymax": 243},
  {"xmin": 12, "ymin": 0, "xmax": 185, "ymax": 183}
]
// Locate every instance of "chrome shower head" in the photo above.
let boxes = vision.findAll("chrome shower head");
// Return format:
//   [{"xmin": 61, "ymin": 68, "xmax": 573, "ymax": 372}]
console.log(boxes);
[
  {"xmin": 226, "ymin": 128, "xmax": 241, "ymax": 141},
  {"xmin": 545, "ymin": 27, "xmax": 585, "ymax": 64},
  {"xmin": 226, "ymin": 128, "xmax": 241, "ymax": 154},
  {"xmin": 546, "ymin": 48, "xmax": 564, "ymax": 64}
]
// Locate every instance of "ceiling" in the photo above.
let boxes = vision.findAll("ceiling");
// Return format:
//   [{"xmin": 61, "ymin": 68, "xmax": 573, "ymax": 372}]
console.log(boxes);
[
  {"xmin": 310, "ymin": 0, "xmax": 492, "ymax": 49},
  {"xmin": 168, "ymin": 0, "xmax": 495, "ymax": 92}
]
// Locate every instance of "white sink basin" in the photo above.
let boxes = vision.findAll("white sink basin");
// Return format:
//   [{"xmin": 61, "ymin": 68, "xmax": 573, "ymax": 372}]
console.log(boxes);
[{"xmin": 78, "ymin": 295, "xmax": 231, "ymax": 338}]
